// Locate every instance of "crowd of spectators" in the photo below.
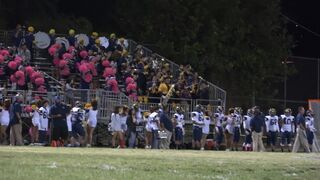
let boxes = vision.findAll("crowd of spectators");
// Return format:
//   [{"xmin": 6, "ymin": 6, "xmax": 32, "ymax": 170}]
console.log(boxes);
[{"xmin": 0, "ymin": 24, "xmax": 211, "ymax": 104}]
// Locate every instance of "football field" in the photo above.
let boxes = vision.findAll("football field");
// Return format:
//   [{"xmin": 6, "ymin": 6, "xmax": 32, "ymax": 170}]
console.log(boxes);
[{"xmin": 0, "ymin": 147, "xmax": 319, "ymax": 180}]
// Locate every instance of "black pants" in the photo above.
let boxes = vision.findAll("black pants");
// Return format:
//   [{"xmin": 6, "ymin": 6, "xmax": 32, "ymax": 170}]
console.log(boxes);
[{"xmin": 52, "ymin": 120, "xmax": 68, "ymax": 141}]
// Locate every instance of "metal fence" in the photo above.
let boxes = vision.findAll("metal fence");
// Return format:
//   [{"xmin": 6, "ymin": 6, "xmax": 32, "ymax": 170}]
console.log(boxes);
[{"xmin": 127, "ymin": 39, "xmax": 227, "ymax": 109}]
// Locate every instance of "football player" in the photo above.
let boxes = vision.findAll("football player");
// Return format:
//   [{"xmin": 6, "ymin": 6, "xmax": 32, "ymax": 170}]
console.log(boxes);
[
  {"xmin": 265, "ymin": 108, "xmax": 279, "ymax": 151},
  {"xmin": 233, "ymin": 107, "xmax": 242, "ymax": 151},
  {"xmin": 242, "ymin": 108, "xmax": 253, "ymax": 151},
  {"xmin": 191, "ymin": 105, "xmax": 204, "ymax": 150},
  {"xmin": 224, "ymin": 108, "xmax": 235, "ymax": 151},
  {"xmin": 38, "ymin": 100, "xmax": 50, "ymax": 144},
  {"xmin": 213, "ymin": 106, "xmax": 225, "ymax": 150},
  {"xmin": 70, "ymin": 101, "xmax": 86, "ymax": 147},
  {"xmin": 306, "ymin": 110, "xmax": 316, "ymax": 152},
  {"xmin": 201, "ymin": 111, "xmax": 211, "ymax": 150},
  {"xmin": 279, "ymin": 108, "xmax": 294, "ymax": 152},
  {"xmin": 173, "ymin": 106, "xmax": 185, "ymax": 149}
]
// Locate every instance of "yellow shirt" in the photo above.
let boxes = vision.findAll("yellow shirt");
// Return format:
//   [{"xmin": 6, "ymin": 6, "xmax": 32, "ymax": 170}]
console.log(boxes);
[{"xmin": 158, "ymin": 83, "xmax": 168, "ymax": 94}]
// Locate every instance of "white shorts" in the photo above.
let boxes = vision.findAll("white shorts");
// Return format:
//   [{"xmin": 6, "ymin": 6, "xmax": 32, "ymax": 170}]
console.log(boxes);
[{"xmin": 88, "ymin": 119, "xmax": 97, "ymax": 128}]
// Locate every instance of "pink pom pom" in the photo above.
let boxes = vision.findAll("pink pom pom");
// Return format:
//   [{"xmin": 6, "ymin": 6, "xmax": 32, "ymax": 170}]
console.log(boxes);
[
  {"xmin": 10, "ymin": 75, "xmax": 16, "ymax": 82},
  {"xmin": 87, "ymin": 63, "xmax": 97, "ymax": 76},
  {"xmin": 125, "ymin": 77, "xmax": 134, "ymax": 85},
  {"xmin": 107, "ymin": 79, "xmax": 119, "ymax": 93},
  {"xmin": 79, "ymin": 64, "xmax": 88, "ymax": 73},
  {"xmin": 126, "ymin": 83, "xmax": 137, "ymax": 93},
  {"xmin": 15, "ymin": 70, "xmax": 24, "ymax": 79},
  {"xmin": 37, "ymin": 85, "xmax": 47, "ymax": 93},
  {"xmin": 102, "ymin": 60, "xmax": 110, "ymax": 67},
  {"xmin": 53, "ymin": 58, "xmax": 60, "ymax": 67},
  {"xmin": 60, "ymin": 67, "xmax": 70, "ymax": 76},
  {"xmin": 103, "ymin": 67, "xmax": 115, "ymax": 78},
  {"xmin": 48, "ymin": 47, "xmax": 57, "ymax": 56},
  {"xmin": 31, "ymin": 72, "xmax": 42, "ymax": 82},
  {"xmin": 0, "ymin": 50, "xmax": 9, "ymax": 56},
  {"xmin": 14, "ymin": 56, "xmax": 23, "ymax": 62},
  {"xmin": 67, "ymin": 46, "xmax": 75, "ymax": 53},
  {"xmin": 80, "ymin": 50, "xmax": 88, "ymax": 59},
  {"xmin": 25, "ymin": 66, "xmax": 34, "ymax": 75},
  {"xmin": 59, "ymin": 60, "xmax": 68, "ymax": 68},
  {"xmin": 35, "ymin": 77, "xmax": 45, "ymax": 86},
  {"xmin": 17, "ymin": 78, "xmax": 26, "ymax": 86},
  {"xmin": 0, "ymin": 55, "xmax": 4, "ymax": 64},
  {"xmin": 62, "ymin": 53, "xmax": 73, "ymax": 60},
  {"xmin": 83, "ymin": 73, "xmax": 92, "ymax": 83},
  {"xmin": 24, "ymin": 106, "xmax": 33, "ymax": 113},
  {"xmin": 51, "ymin": 44, "xmax": 60, "ymax": 49},
  {"xmin": 8, "ymin": 61, "xmax": 17, "ymax": 70}
]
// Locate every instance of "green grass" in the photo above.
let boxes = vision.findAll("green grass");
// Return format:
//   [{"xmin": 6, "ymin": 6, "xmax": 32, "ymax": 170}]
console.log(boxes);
[{"xmin": 0, "ymin": 147, "xmax": 319, "ymax": 180}]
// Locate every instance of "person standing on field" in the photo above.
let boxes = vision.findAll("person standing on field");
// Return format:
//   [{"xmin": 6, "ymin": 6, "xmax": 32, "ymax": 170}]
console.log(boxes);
[
  {"xmin": 292, "ymin": 106, "xmax": 310, "ymax": 153},
  {"xmin": 250, "ymin": 106, "xmax": 265, "ymax": 152},
  {"xmin": 9, "ymin": 94, "xmax": 23, "ymax": 146}
]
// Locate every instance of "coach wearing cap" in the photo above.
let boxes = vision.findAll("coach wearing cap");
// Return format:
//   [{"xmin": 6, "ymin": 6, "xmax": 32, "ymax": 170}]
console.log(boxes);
[{"xmin": 49, "ymin": 96, "xmax": 69, "ymax": 146}]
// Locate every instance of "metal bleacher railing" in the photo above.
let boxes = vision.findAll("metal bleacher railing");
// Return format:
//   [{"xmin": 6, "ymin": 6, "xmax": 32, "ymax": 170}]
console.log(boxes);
[
  {"xmin": 0, "ymin": 30, "xmax": 227, "ymax": 124},
  {"xmin": 127, "ymin": 39, "xmax": 227, "ymax": 109}
]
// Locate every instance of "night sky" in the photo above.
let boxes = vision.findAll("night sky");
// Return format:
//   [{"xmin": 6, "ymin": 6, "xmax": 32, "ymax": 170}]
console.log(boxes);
[{"xmin": 282, "ymin": 0, "xmax": 320, "ymax": 102}]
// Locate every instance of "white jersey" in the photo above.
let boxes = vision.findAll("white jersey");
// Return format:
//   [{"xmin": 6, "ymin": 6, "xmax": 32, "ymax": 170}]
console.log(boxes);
[
  {"xmin": 191, "ymin": 111, "xmax": 204, "ymax": 127},
  {"xmin": 280, "ymin": 115, "xmax": 294, "ymax": 132},
  {"xmin": 39, "ymin": 107, "xmax": 49, "ymax": 131},
  {"xmin": 149, "ymin": 112, "xmax": 160, "ymax": 130},
  {"xmin": 243, "ymin": 115, "xmax": 252, "ymax": 131},
  {"xmin": 234, "ymin": 113, "xmax": 242, "ymax": 128},
  {"xmin": 202, "ymin": 116, "xmax": 211, "ymax": 134},
  {"xmin": 0, "ymin": 109, "xmax": 10, "ymax": 126},
  {"xmin": 32, "ymin": 110, "xmax": 40, "ymax": 127},
  {"xmin": 214, "ymin": 112, "xmax": 224, "ymax": 127},
  {"xmin": 87, "ymin": 108, "xmax": 98, "ymax": 128},
  {"xmin": 265, "ymin": 115, "xmax": 279, "ymax": 132},
  {"xmin": 306, "ymin": 116, "xmax": 316, "ymax": 132},
  {"xmin": 66, "ymin": 114, "xmax": 72, "ymax": 132},
  {"xmin": 174, "ymin": 113, "xmax": 184, "ymax": 128},
  {"xmin": 71, "ymin": 107, "xmax": 85, "ymax": 124}
]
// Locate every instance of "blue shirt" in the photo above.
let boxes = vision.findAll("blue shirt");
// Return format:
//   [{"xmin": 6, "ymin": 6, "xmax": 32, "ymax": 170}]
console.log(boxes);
[
  {"xmin": 250, "ymin": 115, "xmax": 264, "ymax": 133},
  {"xmin": 49, "ymin": 103, "xmax": 68, "ymax": 121},
  {"xmin": 296, "ymin": 114, "xmax": 305, "ymax": 126},
  {"xmin": 9, "ymin": 101, "xmax": 22, "ymax": 125},
  {"xmin": 160, "ymin": 112, "xmax": 173, "ymax": 132}
]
